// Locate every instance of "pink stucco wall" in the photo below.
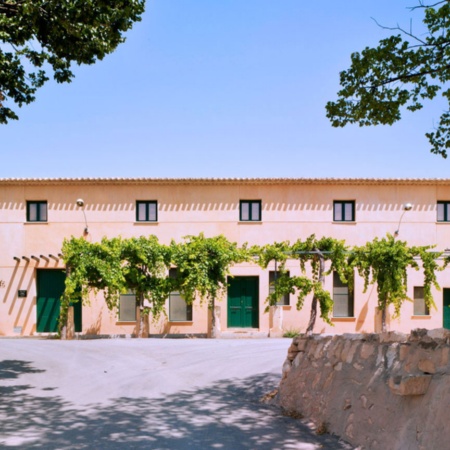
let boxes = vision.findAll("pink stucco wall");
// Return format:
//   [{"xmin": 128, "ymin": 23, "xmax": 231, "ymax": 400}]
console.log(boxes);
[{"xmin": 0, "ymin": 178, "xmax": 448, "ymax": 337}]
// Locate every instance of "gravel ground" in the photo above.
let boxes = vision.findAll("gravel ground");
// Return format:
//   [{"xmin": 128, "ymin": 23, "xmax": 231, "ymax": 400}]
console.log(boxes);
[{"xmin": 0, "ymin": 338, "xmax": 354, "ymax": 449}]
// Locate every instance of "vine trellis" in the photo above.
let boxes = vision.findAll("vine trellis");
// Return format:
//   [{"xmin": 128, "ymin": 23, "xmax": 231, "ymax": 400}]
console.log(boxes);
[{"xmin": 60, "ymin": 232, "xmax": 448, "ymax": 337}]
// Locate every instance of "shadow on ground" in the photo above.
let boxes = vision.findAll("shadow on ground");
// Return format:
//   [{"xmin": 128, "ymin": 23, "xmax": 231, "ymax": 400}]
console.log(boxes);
[{"xmin": 0, "ymin": 359, "xmax": 352, "ymax": 450}]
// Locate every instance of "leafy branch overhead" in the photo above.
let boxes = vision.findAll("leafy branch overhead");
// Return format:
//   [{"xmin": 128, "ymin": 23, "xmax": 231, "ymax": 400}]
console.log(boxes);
[
  {"xmin": 326, "ymin": 1, "xmax": 450, "ymax": 157},
  {"xmin": 0, "ymin": 0, "xmax": 145, "ymax": 122}
]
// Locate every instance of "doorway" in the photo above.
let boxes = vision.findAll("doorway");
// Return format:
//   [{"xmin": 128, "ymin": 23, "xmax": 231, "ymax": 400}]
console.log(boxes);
[
  {"xmin": 37, "ymin": 269, "xmax": 81, "ymax": 332},
  {"xmin": 227, "ymin": 276, "xmax": 259, "ymax": 328}
]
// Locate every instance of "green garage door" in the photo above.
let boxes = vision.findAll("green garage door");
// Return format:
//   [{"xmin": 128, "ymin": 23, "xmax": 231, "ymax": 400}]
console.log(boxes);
[
  {"xmin": 37, "ymin": 269, "xmax": 82, "ymax": 333},
  {"xmin": 227, "ymin": 276, "xmax": 259, "ymax": 328}
]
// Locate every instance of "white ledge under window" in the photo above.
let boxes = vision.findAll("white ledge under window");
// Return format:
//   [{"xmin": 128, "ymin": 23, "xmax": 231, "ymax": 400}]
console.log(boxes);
[
  {"xmin": 134, "ymin": 222, "xmax": 159, "ymax": 225},
  {"xmin": 332, "ymin": 221, "xmax": 356, "ymax": 225},
  {"xmin": 331, "ymin": 317, "xmax": 356, "ymax": 321}
]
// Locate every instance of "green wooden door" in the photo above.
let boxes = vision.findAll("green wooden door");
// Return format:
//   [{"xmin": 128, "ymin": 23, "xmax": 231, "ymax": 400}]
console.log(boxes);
[
  {"xmin": 72, "ymin": 298, "xmax": 82, "ymax": 333},
  {"xmin": 443, "ymin": 289, "xmax": 450, "ymax": 329},
  {"xmin": 227, "ymin": 276, "xmax": 259, "ymax": 328},
  {"xmin": 37, "ymin": 269, "xmax": 65, "ymax": 333},
  {"xmin": 37, "ymin": 270, "xmax": 82, "ymax": 333}
]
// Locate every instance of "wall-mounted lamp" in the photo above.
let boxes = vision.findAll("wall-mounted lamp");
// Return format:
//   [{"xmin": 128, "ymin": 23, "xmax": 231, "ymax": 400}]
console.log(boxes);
[
  {"xmin": 76, "ymin": 198, "xmax": 89, "ymax": 235},
  {"xmin": 394, "ymin": 203, "xmax": 413, "ymax": 237}
]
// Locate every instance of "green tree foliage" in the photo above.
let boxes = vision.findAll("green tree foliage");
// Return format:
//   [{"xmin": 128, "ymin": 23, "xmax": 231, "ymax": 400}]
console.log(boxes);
[
  {"xmin": 61, "ymin": 236, "xmax": 126, "ymax": 333},
  {"xmin": 0, "ymin": 0, "xmax": 145, "ymax": 122},
  {"xmin": 61, "ymin": 233, "xmax": 248, "ymax": 337},
  {"xmin": 120, "ymin": 236, "xmax": 172, "ymax": 337},
  {"xmin": 349, "ymin": 234, "xmax": 443, "ymax": 331},
  {"xmin": 171, "ymin": 234, "xmax": 249, "ymax": 336},
  {"xmin": 61, "ymin": 233, "xmax": 445, "ymax": 337},
  {"xmin": 326, "ymin": 1, "xmax": 450, "ymax": 157},
  {"xmin": 256, "ymin": 236, "xmax": 349, "ymax": 333}
]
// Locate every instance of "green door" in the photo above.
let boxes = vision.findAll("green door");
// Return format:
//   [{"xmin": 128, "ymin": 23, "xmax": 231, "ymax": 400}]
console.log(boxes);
[
  {"xmin": 37, "ymin": 269, "xmax": 65, "ymax": 332},
  {"xmin": 443, "ymin": 289, "xmax": 450, "ymax": 329},
  {"xmin": 227, "ymin": 276, "xmax": 259, "ymax": 328},
  {"xmin": 37, "ymin": 269, "xmax": 82, "ymax": 333}
]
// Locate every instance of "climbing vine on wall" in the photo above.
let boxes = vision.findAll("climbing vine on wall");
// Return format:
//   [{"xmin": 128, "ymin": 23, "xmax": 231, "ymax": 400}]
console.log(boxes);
[
  {"xmin": 349, "ymin": 234, "xmax": 444, "ymax": 332},
  {"xmin": 255, "ymin": 235, "xmax": 349, "ymax": 333},
  {"xmin": 60, "ymin": 232, "xmax": 446, "ymax": 337},
  {"xmin": 60, "ymin": 233, "xmax": 248, "ymax": 337}
]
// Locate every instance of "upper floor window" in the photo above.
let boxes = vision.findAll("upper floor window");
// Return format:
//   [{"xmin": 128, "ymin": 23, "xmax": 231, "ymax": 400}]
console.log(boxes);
[
  {"xmin": 437, "ymin": 201, "xmax": 450, "ymax": 222},
  {"xmin": 333, "ymin": 200, "xmax": 355, "ymax": 222},
  {"xmin": 269, "ymin": 271, "xmax": 290, "ymax": 306},
  {"xmin": 333, "ymin": 271, "xmax": 354, "ymax": 317},
  {"xmin": 136, "ymin": 201, "xmax": 158, "ymax": 222},
  {"xmin": 240, "ymin": 200, "xmax": 261, "ymax": 222},
  {"xmin": 27, "ymin": 201, "xmax": 47, "ymax": 222},
  {"xmin": 413, "ymin": 286, "xmax": 429, "ymax": 316}
]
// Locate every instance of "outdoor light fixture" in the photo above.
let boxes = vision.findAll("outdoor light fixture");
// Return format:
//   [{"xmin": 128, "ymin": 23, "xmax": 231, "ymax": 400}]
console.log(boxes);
[
  {"xmin": 76, "ymin": 198, "xmax": 89, "ymax": 235},
  {"xmin": 394, "ymin": 203, "xmax": 413, "ymax": 237}
]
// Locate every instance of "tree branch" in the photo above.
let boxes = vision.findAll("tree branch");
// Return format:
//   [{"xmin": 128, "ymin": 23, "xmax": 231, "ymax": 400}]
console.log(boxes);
[
  {"xmin": 371, "ymin": 17, "xmax": 428, "ymax": 45},
  {"xmin": 409, "ymin": 1, "xmax": 449, "ymax": 11},
  {"xmin": 363, "ymin": 63, "xmax": 450, "ymax": 89}
]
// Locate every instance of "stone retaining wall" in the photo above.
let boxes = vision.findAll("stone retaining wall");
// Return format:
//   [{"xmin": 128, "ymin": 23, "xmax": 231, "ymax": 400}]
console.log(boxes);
[{"xmin": 277, "ymin": 329, "xmax": 450, "ymax": 450}]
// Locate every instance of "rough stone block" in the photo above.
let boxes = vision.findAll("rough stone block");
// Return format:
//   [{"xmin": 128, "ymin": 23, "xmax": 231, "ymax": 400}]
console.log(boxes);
[
  {"xmin": 440, "ymin": 347, "xmax": 449, "ymax": 367},
  {"xmin": 345, "ymin": 342, "xmax": 359, "ymax": 364},
  {"xmin": 340, "ymin": 340, "xmax": 352, "ymax": 363},
  {"xmin": 288, "ymin": 343, "xmax": 298, "ymax": 352},
  {"xmin": 388, "ymin": 374, "xmax": 432, "ymax": 396},
  {"xmin": 380, "ymin": 331, "xmax": 408, "ymax": 343},
  {"xmin": 427, "ymin": 328, "xmax": 450, "ymax": 341},
  {"xmin": 399, "ymin": 343, "xmax": 410, "ymax": 361},
  {"xmin": 409, "ymin": 328, "xmax": 428, "ymax": 342},
  {"xmin": 360, "ymin": 394, "xmax": 368, "ymax": 409},
  {"xmin": 296, "ymin": 338, "xmax": 308, "ymax": 351},
  {"xmin": 418, "ymin": 359, "xmax": 436, "ymax": 374},
  {"xmin": 293, "ymin": 352, "xmax": 304, "ymax": 367},
  {"xmin": 314, "ymin": 342, "xmax": 325, "ymax": 360},
  {"xmin": 360, "ymin": 342, "xmax": 375, "ymax": 359},
  {"xmin": 386, "ymin": 344, "xmax": 398, "ymax": 369}
]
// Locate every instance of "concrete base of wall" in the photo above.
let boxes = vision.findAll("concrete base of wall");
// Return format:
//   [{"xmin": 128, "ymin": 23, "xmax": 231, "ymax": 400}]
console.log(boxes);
[
  {"xmin": 276, "ymin": 329, "xmax": 450, "ymax": 450},
  {"xmin": 220, "ymin": 329, "xmax": 269, "ymax": 339}
]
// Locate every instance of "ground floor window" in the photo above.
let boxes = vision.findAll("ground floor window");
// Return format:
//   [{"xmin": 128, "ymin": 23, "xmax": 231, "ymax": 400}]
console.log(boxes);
[
  {"xmin": 168, "ymin": 268, "xmax": 192, "ymax": 321},
  {"xmin": 413, "ymin": 287, "xmax": 429, "ymax": 315},
  {"xmin": 269, "ymin": 271, "xmax": 289, "ymax": 306},
  {"xmin": 333, "ymin": 272, "xmax": 354, "ymax": 317},
  {"xmin": 169, "ymin": 291, "xmax": 193, "ymax": 322},
  {"xmin": 119, "ymin": 292, "xmax": 136, "ymax": 322}
]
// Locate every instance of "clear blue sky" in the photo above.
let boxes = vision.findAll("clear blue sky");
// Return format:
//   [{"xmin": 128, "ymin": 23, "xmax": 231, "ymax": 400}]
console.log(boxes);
[{"xmin": 2, "ymin": 0, "xmax": 448, "ymax": 179}]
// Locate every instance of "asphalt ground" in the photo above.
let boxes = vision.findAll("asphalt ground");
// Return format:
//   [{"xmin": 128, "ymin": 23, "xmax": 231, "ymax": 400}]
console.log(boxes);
[{"xmin": 0, "ymin": 338, "xmax": 354, "ymax": 449}]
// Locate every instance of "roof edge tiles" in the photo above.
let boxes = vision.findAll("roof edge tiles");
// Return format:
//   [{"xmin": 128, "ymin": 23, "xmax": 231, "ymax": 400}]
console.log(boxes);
[{"xmin": 0, "ymin": 177, "xmax": 449, "ymax": 186}]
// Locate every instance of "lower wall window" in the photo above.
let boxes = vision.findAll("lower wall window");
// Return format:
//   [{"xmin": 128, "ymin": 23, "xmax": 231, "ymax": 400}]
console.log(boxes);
[
  {"xmin": 169, "ymin": 291, "xmax": 193, "ymax": 322},
  {"xmin": 333, "ymin": 272, "xmax": 354, "ymax": 317},
  {"xmin": 119, "ymin": 292, "xmax": 136, "ymax": 322},
  {"xmin": 168, "ymin": 268, "xmax": 192, "ymax": 321},
  {"xmin": 414, "ymin": 287, "xmax": 429, "ymax": 315},
  {"xmin": 269, "ymin": 271, "xmax": 289, "ymax": 306}
]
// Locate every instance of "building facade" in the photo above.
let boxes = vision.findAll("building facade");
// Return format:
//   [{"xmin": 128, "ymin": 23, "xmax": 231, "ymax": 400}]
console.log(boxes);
[{"xmin": 1, "ymin": 177, "xmax": 449, "ymax": 338}]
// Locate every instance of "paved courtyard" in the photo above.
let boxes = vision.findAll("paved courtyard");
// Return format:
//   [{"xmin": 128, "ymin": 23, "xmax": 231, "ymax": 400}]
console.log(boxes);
[{"xmin": 0, "ymin": 338, "xmax": 353, "ymax": 449}]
